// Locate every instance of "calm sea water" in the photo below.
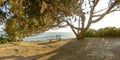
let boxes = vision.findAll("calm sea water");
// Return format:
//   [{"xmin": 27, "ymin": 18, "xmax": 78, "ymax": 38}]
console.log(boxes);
[
  {"xmin": 24, "ymin": 32, "xmax": 75, "ymax": 41},
  {"xmin": 0, "ymin": 31, "xmax": 75, "ymax": 41}
]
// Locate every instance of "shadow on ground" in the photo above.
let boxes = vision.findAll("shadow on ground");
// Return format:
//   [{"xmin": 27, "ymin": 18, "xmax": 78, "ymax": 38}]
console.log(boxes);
[{"xmin": 0, "ymin": 38, "xmax": 120, "ymax": 60}]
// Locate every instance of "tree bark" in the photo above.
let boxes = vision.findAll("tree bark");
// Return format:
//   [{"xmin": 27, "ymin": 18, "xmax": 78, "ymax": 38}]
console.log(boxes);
[{"xmin": 76, "ymin": 30, "xmax": 85, "ymax": 40}]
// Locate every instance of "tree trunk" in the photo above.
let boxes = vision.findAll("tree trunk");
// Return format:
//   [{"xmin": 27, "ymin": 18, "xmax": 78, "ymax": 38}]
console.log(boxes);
[{"xmin": 76, "ymin": 30, "xmax": 85, "ymax": 40}]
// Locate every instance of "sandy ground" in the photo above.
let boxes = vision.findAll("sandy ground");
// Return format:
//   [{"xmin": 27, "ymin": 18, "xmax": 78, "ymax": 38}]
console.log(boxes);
[{"xmin": 0, "ymin": 38, "xmax": 120, "ymax": 60}]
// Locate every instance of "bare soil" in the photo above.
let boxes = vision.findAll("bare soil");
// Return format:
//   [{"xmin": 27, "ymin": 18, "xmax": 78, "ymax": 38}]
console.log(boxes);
[{"xmin": 0, "ymin": 38, "xmax": 120, "ymax": 60}]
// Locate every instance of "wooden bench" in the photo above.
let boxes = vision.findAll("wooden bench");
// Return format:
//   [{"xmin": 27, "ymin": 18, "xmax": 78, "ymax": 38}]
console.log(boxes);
[{"xmin": 49, "ymin": 35, "xmax": 61, "ymax": 43}]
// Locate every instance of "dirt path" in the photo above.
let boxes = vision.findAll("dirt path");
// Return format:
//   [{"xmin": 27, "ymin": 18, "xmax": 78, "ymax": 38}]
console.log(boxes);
[{"xmin": 0, "ymin": 38, "xmax": 120, "ymax": 60}]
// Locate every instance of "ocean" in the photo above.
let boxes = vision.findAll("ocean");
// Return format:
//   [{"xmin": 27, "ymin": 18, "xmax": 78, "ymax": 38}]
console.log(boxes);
[
  {"xmin": 0, "ymin": 31, "xmax": 75, "ymax": 41},
  {"xmin": 24, "ymin": 32, "xmax": 75, "ymax": 41}
]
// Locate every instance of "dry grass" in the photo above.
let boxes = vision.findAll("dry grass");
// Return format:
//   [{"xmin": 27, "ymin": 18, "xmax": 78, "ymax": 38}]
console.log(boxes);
[{"xmin": 0, "ymin": 38, "xmax": 120, "ymax": 60}]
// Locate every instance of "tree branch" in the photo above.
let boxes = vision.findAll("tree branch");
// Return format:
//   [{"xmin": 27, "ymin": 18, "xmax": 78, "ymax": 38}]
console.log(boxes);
[
  {"xmin": 91, "ymin": 0, "xmax": 118, "ymax": 23},
  {"xmin": 63, "ymin": 20, "xmax": 82, "ymax": 30},
  {"xmin": 92, "ymin": 14, "xmax": 102, "ymax": 17},
  {"xmin": 85, "ymin": 0, "xmax": 99, "ymax": 30},
  {"xmin": 64, "ymin": 20, "xmax": 78, "ymax": 36},
  {"xmin": 70, "ymin": 26, "xmax": 77, "ymax": 37},
  {"xmin": 93, "ymin": 7, "xmax": 108, "ymax": 14}
]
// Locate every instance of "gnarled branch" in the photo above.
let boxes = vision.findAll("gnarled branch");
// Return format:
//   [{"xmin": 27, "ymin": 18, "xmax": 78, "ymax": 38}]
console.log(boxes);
[{"xmin": 91, "ymin": 0, "xmax": 118, "ymax": 23}]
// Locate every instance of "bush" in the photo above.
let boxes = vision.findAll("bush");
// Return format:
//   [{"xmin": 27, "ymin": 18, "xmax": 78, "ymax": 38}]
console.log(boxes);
[
  {"xmin": 0, "ymin": 34, "xmax": 16, "ymax": 44},
  {"xmin": 98, "ymin": 27, "xmax": 120, "ymax": 37},
  {"xmin": 0, "ymin": 37, "xmax": 8, "ymax": 44},
  {"xmin": 85, "ymin": 27, "xmax": 120, "ymax": 37},
  {"xmin": 85, "ymin": 29, "xmax": 98, "ymax": 37},
  {"xmin": 0, "ymin": 34, "xmax": 19, "ymax": 44}
]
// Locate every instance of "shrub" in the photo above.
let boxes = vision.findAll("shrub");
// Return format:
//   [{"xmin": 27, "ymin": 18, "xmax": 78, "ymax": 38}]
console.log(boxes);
[
  {"xmin": 98, "ymin": 27, "xmax": 120, "ymax": 37},
  {"xmin": 85, "ymin": 27, "xmax": 120, "ymax": 37},
  {"xmin": 0, "ymin": 34, "xmax": 16, "ymax": 44},
  {"xmin": 0, "ymin": 37, "xmax": 8, "ymax": 44},
  {"xmin": 84, "ymin": 29, "xmax": 98, "ymax": 37}
]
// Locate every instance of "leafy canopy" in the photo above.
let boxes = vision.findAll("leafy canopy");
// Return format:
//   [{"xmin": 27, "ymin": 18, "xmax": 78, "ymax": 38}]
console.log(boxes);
[{"xmin": 2, "ymin": 0, "xmax": 79, "ymax": 39}]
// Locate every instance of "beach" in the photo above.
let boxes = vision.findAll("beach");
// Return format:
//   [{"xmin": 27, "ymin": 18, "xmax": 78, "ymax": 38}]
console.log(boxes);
[{"xmin": 0, "ymin": 38, "xmax": 120, "ymax": 60}]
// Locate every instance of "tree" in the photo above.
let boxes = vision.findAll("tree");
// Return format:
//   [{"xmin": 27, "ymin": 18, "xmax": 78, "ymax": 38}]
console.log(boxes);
[
  {"xmin": 0, "ymin": 0, "xmax": 120, "ymax": 40},
  {"xmin": 57, "ymin": 0, "xmax": 120, "ymax": 39},
  {"xmin": 0, "ymin": 0, "xmax": 78, "ymax": 40}
]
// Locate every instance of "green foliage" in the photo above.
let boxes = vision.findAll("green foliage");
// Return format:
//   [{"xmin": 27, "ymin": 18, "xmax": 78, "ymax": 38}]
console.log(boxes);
[
  {"xmin": 85, "ymin": 27, "xmax": 120, "ymax": 37},
  {"xmin": 98, "ymin": 27, "xmax": 120, "ymax": 37},
  {"xmin": 5, "ymin": 0, "xmax": 79, "ymax": 40},
  {"xmin": 84, "ymin": 29, "xmax": 98, "ymax": 37},
  {"xmin": 0, "ymin": 37, "xmax": 8, "ymax": 44},
  {"xmin": 0, "ymin": 34, "xmax": 17, "ymax": 44},
  {"xmin": 0, "ymin": 36, "xmax": 8, "ymax": 44}
]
